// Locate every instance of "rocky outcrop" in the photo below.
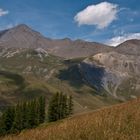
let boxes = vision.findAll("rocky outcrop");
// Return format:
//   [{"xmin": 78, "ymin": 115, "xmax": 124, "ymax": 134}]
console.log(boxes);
[{"xmin": 79, "ymin": 52, "xmax": 140, "ymax": 99}]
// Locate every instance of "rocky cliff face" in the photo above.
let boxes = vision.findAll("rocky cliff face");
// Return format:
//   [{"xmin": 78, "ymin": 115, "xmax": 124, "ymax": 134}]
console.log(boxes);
[{"xmin": 79, "ymin": 52, "xmax": 140, "ymax": 100}]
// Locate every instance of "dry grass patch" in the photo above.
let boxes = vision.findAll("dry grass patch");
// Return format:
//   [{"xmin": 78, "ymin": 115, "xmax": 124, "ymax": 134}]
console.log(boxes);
[{"xmin": 2, "ymin": 98, "xmax": 140, "ymax": 140}]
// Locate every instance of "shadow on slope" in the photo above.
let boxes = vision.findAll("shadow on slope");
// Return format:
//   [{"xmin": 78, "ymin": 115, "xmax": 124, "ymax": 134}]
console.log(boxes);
[
  {"xmin": 57, "ymin": 60, "xmax": 106, "ymax": 92},
  {"xmin": 0, "ymin": 71, "xmax": 25, "ymax": 89},
  {"xmin": 57, "ymin": 64, "xmax": 85, "ymax": 89},
  {"xmin": 79, "ymin": 62, "xmax": 105, "ymax": 91}
]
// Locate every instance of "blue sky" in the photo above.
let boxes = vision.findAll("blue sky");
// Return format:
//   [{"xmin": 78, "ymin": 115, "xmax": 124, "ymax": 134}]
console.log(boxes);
[{"xmin": 0, "ymin": 0, "xmax": 140, "ymax": 46}]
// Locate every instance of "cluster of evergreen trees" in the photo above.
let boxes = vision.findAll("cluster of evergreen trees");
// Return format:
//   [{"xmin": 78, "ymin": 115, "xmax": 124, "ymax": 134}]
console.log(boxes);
[
  {"xmin": 48, "ymin": 92, "xmax": 73, "ymax": 122},
  {"xmin": 0, "ymin": 92, "xmax": 73, "ymax": 136},
  {"xmin": 0, "ymin": 96, "xmax": 45, "ymax": 136}
]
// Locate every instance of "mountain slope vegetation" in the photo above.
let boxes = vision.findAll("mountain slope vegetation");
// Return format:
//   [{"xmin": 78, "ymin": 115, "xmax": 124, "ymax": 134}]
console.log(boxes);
[
  {"xmin": 0, "ymin": 48, "xmax": 120, "ymax": 113},
  {"xmin": 2, "ymin": 98, "xmax": 140, "ymax": 140}
]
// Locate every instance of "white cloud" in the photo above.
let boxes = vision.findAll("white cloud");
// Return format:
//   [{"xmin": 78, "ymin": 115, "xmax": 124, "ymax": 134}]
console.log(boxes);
[
  {"xmin": 0, "ymin": 9, "xmax": 9, "ymax": 17},
  {"xmin": 74, "ymin": 2, "xmax": 118, "ymax": 29},
  {"xmin": 107, "ymin": 33, "xmax": 140, "ymax": 46}
]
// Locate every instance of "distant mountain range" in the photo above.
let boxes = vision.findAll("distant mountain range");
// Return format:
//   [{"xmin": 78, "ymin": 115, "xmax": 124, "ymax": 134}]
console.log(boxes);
[{"xmin": 0, "ymin": 24, "xmax": 140, "ymax": 113}]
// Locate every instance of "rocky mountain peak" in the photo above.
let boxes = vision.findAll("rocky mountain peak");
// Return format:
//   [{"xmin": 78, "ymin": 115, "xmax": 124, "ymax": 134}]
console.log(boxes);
[
  {"xmin": 14, "ymin": 24, "xmax": 31, "ymax": 30},
  {"xmin": 116, "ymin": 39, "xmax": 140, "ymax": 55}
]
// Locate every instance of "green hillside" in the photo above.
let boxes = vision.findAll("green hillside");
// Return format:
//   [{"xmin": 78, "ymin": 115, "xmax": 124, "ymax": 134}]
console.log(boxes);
[{"xmin": 0, "ymin": 48, "xmax": 120, "ymax": 113}]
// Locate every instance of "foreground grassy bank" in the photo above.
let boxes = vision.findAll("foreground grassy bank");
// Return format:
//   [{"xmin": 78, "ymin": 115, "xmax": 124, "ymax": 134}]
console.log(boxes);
[{"xmin": 2, "ymin": 98, "xmax": 140, "ymax": 140}]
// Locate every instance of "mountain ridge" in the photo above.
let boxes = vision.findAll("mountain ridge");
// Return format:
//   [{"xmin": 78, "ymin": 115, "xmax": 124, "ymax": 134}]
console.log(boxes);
[
  {"xmin": 0, "ymin": 24, "xmax": 111, "ymax": 58},
  {"xmin": 0, "ymin": 24, "xmax": 140, "ymax": 58},
  {"xmin": 0, "ymin": 24, "xmax": 140, "ymax": 114}
]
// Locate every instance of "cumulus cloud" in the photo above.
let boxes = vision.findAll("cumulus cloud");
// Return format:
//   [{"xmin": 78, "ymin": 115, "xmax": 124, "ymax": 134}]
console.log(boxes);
[
  {"xmin": 107, "ymin": 33, "xmax": 140, "ymax": 46},
  {"xmin": 74, "ymin": 2, "xmax": 118, "ymax": 29},
  {"xmin": 0, "ymin": 8, "xmax": 9, "ymax": 17}
]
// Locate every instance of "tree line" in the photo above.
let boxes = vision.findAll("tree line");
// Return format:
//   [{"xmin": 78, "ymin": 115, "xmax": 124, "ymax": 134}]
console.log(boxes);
[
  {"xmin": 48, "ymin": 92, "xmax": 73, "ymax": 122},
  {"xmin": 0, "ymin": 96, "xmax": 45, "ymax": 136},
  {"xmin": 0, "ymin": 93, "xmax": 73, "ymax": 136}
]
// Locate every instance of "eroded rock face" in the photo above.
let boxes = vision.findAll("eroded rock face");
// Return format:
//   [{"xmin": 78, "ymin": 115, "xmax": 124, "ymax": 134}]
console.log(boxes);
[
  {"xmin": 90, "ymin": 52, "xmax": 140, "ymax": 74},
  {"xmin": 79, "ymin": 52, "xmax": 140, "ymax": 99}
]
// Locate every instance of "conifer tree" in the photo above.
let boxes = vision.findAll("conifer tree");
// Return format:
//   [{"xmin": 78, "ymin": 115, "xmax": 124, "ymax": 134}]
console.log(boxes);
[
  {"xmin": 0, "ymin": 116, "xmax": 6, "ymax": 136},
  {"xmin": 0, "ymin": 97, "xmax": 46, "ymax": 136},
  {"xmin": 58, "ymin": 92, "xmax": 63, "ymax": 119},
  {"xmin": 48, "ymin": 92, "xmax": 73, "ymax": 122},
  {"xmin": 11, "ymin": 104, "xmax": 23, "ymax": 132},
  {"xmin": 21, "ymin": 102, "xmax": 28, "ymax": 129},
  {"xmin": 33, "ymin": 99, "xmax": 39, "ymax": 126},
  {"xmin": 38, "ymin": 96, "xmax": 46, "ymax": 123},
  {"xmin": 5, "ymin": 107, "xmax": 15, "ymax": 132},
  {"xmin": 48, "ymin": 92, "xmax": 59, "ymax": 122},
  {"xmin": 61, "ymin": 94, "xmax": 68, "ymax": 119},
  {"xmin": 27, "ymin": 100, "xmax": 36, "ymax": 128},
  {"xmin": 0, "ymin": 107, "xmax": 15, "ymax": 135},
  {"xmin": 68, "ymin": 95, "xmax": 73, "ymax": 115}
]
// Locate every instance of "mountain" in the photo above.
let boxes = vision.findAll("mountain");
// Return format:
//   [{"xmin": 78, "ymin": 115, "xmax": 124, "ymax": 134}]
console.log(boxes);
[
  {"xmin": 1, "ymin": 24, "xmax": 140, "ymax": 58},
  {"xmin": 0, "ymin": 24, "xmax": 52, "ymax": 49},
  {"xmin": 0, "ymin": 24, "xmax": 140, "ymax": 113},
  {"xmin": 0, "ymin": 48, "xmax": 119, "ymax": 112},
  {"xmin": 0, "ymin": 24, "xmax": 112, "ymax": 58},
  {"xmin": 2, "ymin": 98, "xmax": 140, "ymax": 140},
  {"xmin": 116, "ymin": 39, "xmax": 140, "ymax": 55},
  {"xmin": 79, "ymin": 51, "xmax": 140, "ymax": 100}
]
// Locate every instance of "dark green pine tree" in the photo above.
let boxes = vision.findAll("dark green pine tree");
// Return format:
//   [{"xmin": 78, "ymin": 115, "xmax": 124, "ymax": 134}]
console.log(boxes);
[
  {"xmin": 11, "ymin": 104, "xmax": 23, "ymax": 133},
  {"xmin": 68, "ymin": 95, "xmax": 73, "ymax": 115},
  {"xmin": 33, "ymin": 99, "xmax": 40, "ymax": 126},
  {"xmin": 38, "ymin": 96, "xmax": 46, "ymax": 124},
  {"xmin": 58, "ymin": 92, "xmax": 63, "ymax": 120},
  {"xmin": 48, "ymin": 93, "xmax": 59, "ymax": 122},
  {"xmin": 35, "ymin": 98, "xmax": 42, "ymax": 126},
  {"xmin": 27, "ymin": 100, "xmax": 36, "ymax": 128},
  {"xmin": 61, "ymin": 94, "xmax": 68, "ymax": 119},
  {"xmin": 48, "ymin": 92, "xmax": 73, "ymax": 122},
  {"xmin": 0, "ymin": 116, "xmax": 6, "ymax": 136},
  {"xmin": 0, "ymin": 97, "xmax": 47, "ymax": 135},
  {"xmin": 0, "ymin": 107, "xmax": 15, "ymax": 135},
  {"xmin": 21, "ymin": 102, "xmax": 29, "ymax": 129}
]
